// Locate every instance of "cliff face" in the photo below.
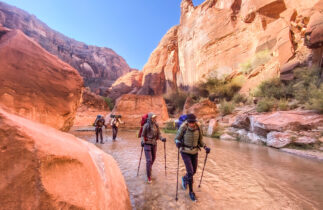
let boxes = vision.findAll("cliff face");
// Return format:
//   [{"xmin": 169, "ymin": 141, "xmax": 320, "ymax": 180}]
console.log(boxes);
[
  {"xmin": 0, "ymin": 26, "xmax": 83, "ymax": 131},
  {"xmin": 0, "ymin": 2, "xmax": 132, "ymax": 93},
  {"xmin": 120, "ymin": 0, "xmax": 320, "ymax": 97}
]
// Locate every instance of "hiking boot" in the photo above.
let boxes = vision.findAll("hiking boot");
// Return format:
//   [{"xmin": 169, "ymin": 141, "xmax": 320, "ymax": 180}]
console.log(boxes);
[
  {"xmin": 147, "ymin": 177, "xmax": 152, "ymax": 184},
  {"xmin": 189, "ymin": 191, "xmax": 197, "ymax": 202},
  {"xmin": 181, "ymin": 177, "xmax": 187, "ymax": 190}
]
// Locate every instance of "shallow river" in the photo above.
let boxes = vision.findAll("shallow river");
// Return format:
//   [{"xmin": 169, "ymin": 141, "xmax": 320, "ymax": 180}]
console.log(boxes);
[{"xmin": 71, "ymin": 130, "xmax": 323, "ymax": 210}]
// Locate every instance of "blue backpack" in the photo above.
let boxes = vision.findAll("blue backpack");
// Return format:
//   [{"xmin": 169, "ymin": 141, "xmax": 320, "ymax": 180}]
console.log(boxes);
[{"xmin": 176, "ymin": 114, "xmax": 187, "ymax": 129}]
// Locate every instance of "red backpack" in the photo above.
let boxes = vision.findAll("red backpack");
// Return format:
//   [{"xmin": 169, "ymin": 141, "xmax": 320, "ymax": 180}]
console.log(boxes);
[{"xmin": 138, "ymin": 114, "xmax": 149, "ymax": 138}]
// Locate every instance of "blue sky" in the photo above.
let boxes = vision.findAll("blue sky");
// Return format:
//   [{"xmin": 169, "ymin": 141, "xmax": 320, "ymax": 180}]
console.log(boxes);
[{"xmin": 2, "ymin": 0, "xmax": 205, "ymax": 69}]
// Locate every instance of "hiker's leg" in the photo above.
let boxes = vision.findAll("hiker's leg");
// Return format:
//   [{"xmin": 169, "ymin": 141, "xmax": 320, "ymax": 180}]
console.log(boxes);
[
  {"xmin": 151, "ymin": 144, "xmax": 157, "ymax": 166},
  {"xmin": 181, "ymin": 152, "xmax": 194, "ymax": 191},
  {"xmin": 95, "ymin": 128, "xmax": 99, "ymax": 143},
  {"xmin": 99, "ymin": 128, "xmax": 103, "ymax": 143},
  {"xmin": 144, "ymin": 145, "xmax": 153, "ymax": 178},
  {"xmin": 112, "ymin": 126, "xmax": 117, "ymax": 140}
]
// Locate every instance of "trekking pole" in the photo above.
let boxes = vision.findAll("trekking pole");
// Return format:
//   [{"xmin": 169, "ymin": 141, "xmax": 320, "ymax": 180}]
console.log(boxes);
[
  {"xmin": 198, "ymin": 153, "xmax": 209, "ymax": 188},
  {"xmin": 137, "ymin": 147, "xmax": 144, "ymax": 176},
  {"xmin": 175, "ymin": 147, "xmax": 179, "ymax": 201},
  {"xmin": 164, "ymin": 141, "xmax": 167, "ymax": 176}
]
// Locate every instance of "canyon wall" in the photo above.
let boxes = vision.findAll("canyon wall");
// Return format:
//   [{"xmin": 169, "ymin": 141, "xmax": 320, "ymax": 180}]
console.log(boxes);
[{"xmin": 0, "ymin": 2, "xmax": 133, "ymax": 93}]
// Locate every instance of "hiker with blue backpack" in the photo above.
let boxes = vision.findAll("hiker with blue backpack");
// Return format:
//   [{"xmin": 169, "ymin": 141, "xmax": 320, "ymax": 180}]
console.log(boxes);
[
  {"xmin": 174, "ymin": 113, "xmax": 211, "ymax": 202},
  {"xmin": 140, "ymin": 113, "xmax": 166, "ymax": 183}
]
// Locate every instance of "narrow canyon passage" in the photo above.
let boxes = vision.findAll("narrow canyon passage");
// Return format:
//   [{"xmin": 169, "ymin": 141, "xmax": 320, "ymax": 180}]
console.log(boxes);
[{"xmin": 72, "ymin": 130, "xmax": 323, "ymax": 210}]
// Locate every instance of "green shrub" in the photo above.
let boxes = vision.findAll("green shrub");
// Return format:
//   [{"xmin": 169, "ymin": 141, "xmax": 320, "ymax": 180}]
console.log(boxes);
[
  {"xmin": 256, "ymin": 97, "xmax": 275, "ymax": 112},
  {"xmin": 293, "ymin": 67, "xmax": 320, "ymax": 103},
  {"xmin": 232, "ymin": 93, "xmax": 248, "ymax": 104},
  {"xmin": 239, "ymin": 49, "xmax": 272, "ymax": 74},
  {"xmin": 254, "ymin": 78, "xmax": 292, "ymax": 99},
  {"xmin": 220, "ymin": 100, "xmax": 235, "ymax": 116},
  {"xmin": 103, "ymin": 97, "xmax": 114, "ymax": 110},
  {"xmin": 278, "ymin": 99, "xmax": 289, "ymax": 111},
  {"xmin": 306, "ymin": 84, "xmax": 323, "ymax": 113},
  {"xmin": 163, "ymin": 91, "xmax": 189, "ymax": 112}
]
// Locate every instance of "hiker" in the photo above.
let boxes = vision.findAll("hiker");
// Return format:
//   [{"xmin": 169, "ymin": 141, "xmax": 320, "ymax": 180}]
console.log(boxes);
[
  {"xmin": 110, "ymin": 115, "xmax": 124, "ymax": 141},
  {"xmin": 174, "ymin": 113, "xmax": 210, "ymax": 202},
  {"xmin": 94, "ymin": 115, "xmax": 106, "ymax": 144},
  {"xmin": 141, "ymin": 113, "xmax": 166, "ymax": 183}
]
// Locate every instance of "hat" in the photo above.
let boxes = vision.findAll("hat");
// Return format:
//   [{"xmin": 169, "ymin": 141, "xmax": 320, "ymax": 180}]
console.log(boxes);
[
  {"xmin": 187, "ymin": 114, "xmax": 196, "ymax": 123},
  {"xmin": 152, "ymin": 114, "xmax": 157, "ymax": 118}
]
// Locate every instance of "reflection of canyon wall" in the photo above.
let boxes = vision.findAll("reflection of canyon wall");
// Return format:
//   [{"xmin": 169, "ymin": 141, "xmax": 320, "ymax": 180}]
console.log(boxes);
[
  {"xmin": 0, "ymin": 26, "xmax": 83, "ymax": 131},
  {"xmin": 109, "ymin": 0, "xmax": 321, "ymax": 99},
  {"xmin": 0, "ymin": 108, "xmax": 131, "ymax": 210},
  {"xmin": 0, "ymin": 2, "xmax": 132, "ymax": 93}
]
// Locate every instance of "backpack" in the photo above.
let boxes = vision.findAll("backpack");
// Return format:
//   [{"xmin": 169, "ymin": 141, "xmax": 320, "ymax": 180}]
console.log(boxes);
[
  {"xmin": 97, "ymin": 119, "xmax": 104, "ymax": 127},
  {"xmin": 93, "ymin": 115, "xmax": 101, "ymax": 126},
  {"xmin": 138, "ymin": 114, "xmax": 149, "ymax": 138},
  {"xmin": 176, "ymin": 114, "xmax": 187, "ymax": 129}
]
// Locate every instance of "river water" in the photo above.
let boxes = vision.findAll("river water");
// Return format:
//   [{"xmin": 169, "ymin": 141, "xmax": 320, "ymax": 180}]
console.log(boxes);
[{"xmin": 71, "ymin": 130, "xmax": 323, "ymax": 210}]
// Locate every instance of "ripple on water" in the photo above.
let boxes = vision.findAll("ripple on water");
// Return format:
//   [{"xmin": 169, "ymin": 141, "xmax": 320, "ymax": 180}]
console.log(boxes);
[{"xmin": 72, "ymin": 130, "xmax": 323, "ymax": 210}]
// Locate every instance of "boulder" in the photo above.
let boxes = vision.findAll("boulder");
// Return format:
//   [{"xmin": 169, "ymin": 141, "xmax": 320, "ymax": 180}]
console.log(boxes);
[
  {"xmin": 183, "ymin": 99, "xmax": 218, "ymax": 121},
  {"xmin": 74, "ymin": 88, "xmax": 110, "ymax": 127},
  {"xmin": 267, "ymin": 131, "xmax": 292, "ymax": 148},
  {"xmin": 0, "ymin": 108, "xmax": 131, "ymax": 210},
  {"xmin": 280, "ymin": 60, "xmax": 301, "ymax": 81},
  {"xmin": 111, "ymin": 94, "xmax": 169, "ymax": 128},
  {"xmin": 250, "ymin": 111, "xmax": 323, "ymax": 136},
  {"xmin": 0, "ymin": 27, "xmax": 83, "ymax": 131},
  {"xmin": 220, "ymin": 133, "xmax": 236, "ymax": 141},
  {"xmin": 232, "ymin": 110, "xmax": 323, "ymax": 138}
]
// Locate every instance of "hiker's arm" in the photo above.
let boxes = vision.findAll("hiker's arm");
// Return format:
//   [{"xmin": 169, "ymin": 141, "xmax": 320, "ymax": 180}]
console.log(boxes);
[
  {"xmin": 198, "ymin": 129, "xmax": 206, "ymax": 148},
  {"xmin": 175, "ymin": 126, "xmax": 184, "ymax": 144},
  {"xmin": 141, "ymin": 124, "xmax": 148, "ymax": 144}
]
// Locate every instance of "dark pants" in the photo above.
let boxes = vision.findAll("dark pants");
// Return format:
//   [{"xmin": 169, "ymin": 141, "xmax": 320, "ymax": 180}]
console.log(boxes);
[
  {"xmin": 95, "ymin": 127, "xmax": 103, "ymax": 143},
  {"xmin": 112, "ymin": 126, "xmax": 118, "ymax": 140},
  {"xmin": 181, "ymin": 152, "xmax": 198, "ymax": 192},
  {"xmin": 144, "ymin": 144, "xmax": 157, "ymax": 178}
]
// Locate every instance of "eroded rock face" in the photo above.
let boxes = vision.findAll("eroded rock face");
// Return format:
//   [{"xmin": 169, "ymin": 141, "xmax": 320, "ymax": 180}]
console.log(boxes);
[
  {"xmin": 138, "ymin": 26, "xmax": 179, "ymax": 95},
  {"xmin": 0, "ymin": 108, "xmax": 131, "ymax": 210},
  {"xmin": 0, "ymin": 2, "xmax": 132, "ymax": 93},
  {"xmin": 132, "ymin": 0, "xmax": 320, "ymax": 96},
  {"xmin": 305, "ymin": 12, "xmax": 323, "ymax": 49},
  {"xmin": 107, "ymin": 70, "xmax": 143, "ymax": 100},
  {"xmin": 183, "ymin": 99, "xmax": 218, "ymax": 121},
  {"xmin": 111, "ymin": 94, "xmax": 169, "ymax": 128},
  {"xmin": 0, "ymin": 27, "xmax": 83, "ymax": 131},
  {"xmin": 74, "ymin": 88, "xmax": 110, "ymax": 127}
]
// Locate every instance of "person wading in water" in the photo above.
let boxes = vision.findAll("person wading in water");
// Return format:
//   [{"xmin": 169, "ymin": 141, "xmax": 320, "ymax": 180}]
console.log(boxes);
[
  {"xmin": 110, "ymin": 115, "xmax": 124, "ymax": 141},
  {"xmin": 94, "ymin": 115, "xmax": 107, "ymax": 144},
  {"xmin": 141, "ymin": 113, "xmax": 166, "ymax": 183},
  {"xmin": 175, "ymin": 113, "xmax": 210, "ymax": 201}
]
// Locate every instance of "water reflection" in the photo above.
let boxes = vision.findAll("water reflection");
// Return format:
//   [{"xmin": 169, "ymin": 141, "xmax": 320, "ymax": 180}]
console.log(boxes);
[{"xmin": 71, "ymin": 130, "xmax": 323, "ymax": 210}]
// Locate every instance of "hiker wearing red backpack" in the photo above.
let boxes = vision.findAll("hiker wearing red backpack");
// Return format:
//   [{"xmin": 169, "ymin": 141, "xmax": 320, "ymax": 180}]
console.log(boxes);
[{"xmin": 140, "ymin": 113, "xmax": 166, "ymax": 183}]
